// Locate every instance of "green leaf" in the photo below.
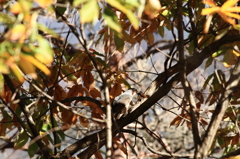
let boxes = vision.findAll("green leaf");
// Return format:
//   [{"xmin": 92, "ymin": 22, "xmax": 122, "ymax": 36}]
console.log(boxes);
[
  {"xmin": 31, "ymin": 35, "xmax": 54, "ymax": 64},
  {"xmin": 57, "ymin": 129, "xmax": 65, "ymax": 140},
  {"xmin": 114, "ymin": 32, "xmax": 124, "ymax": 51},
  {"xmin": 234, "ymin": 24, "xmax": 240, "ymax": 30},
  {"xmin": 79, "ymin": 0, "xmax": 99, "ymax": 23},
  {"xmin": 0, "ymin": 74, "xmax": 4, "ymax": 94},
  {"xmin": 158, "ymin": 26, "xmax": 164, "ymax": 38},
  {"xmin": 28, "ymin": 141, "xmax": 38, "ymax": 158},
  {"xmin": 212, "ymin": 46, "xmax": 228, "ymax": 57},
  {"xmin": 55, "ymin": 6, "xmax": 66, "ymax": 18},
  {"xmin": 204, "ymin": 57, "xmax": 213, "ymax": 69},
  {"xmin": 41, "ymin": 124, "xmax": 52, "ymax": 132},
  {"xmin": 202, "ymin": 73, "xmax": 214, "ymax": 90},
  {"xmin": 92, "ymin": 51, "xmax": 105, "ymax": 57},
  {"xmin": 217, "ymin": 137, "xmax": 224, "ymax": 148},
  {"xmin": 223, "ymin": 49, "xmax": 237, "ymax": 67},
  {"xmin": 0, "ymin": 13, "xmax": 15, "ymax": 25},
  {"xmin": 103, "ymin": 8, "xmax": 122, "ymax": 33},
  {"xmin": 125, "ymin": 10, "xmax": 139, "ymax": 30},
  {"xmin": 106, "ymin": 0, "xmax": 139, "ymax": 29},
  {"xmin": 73, "ymin": 0, "xmax": 89, "ymax": 6},
  {"xmin": 125, "ymin": 0, "xmax": 139, "ymax": 7},
  {"xmin": 14, "ymin": 130, "xmax": 29, "ymax": 149},
  {"xmin": 37, "ymin": 24, "xmax": 59, "ymax": 39}
]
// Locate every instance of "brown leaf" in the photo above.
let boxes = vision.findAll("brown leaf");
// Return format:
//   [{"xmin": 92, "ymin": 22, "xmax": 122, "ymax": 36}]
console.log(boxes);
[
  {"xmin": 82, "ymin": 70, "xmax": 94, "ymax": 89},
  {"xmin": 47, "ymin": 65, "xmax": 58, "ymax": 87},
  {"xmin": 61, "ymin": 107, "xmax": 77, "ymax": 125},
  {"xmin": 84, "ymin": 101, "xmax": 103, "ymax": 115},
  {"xmin": 94, "ymin": 151, "xmax": 103, "ymax": 159},
  {"xmin": 200, "ymin": 118, "xmax": 208, "ymax": 125},
  {"xmin": 79, "ymin": 116, "xmax": 89, "ymax": 127},
  {"xmin": 90, "ymin": 87, "xmax": 101, "ymax": 98},
  {"xmin": 54, "ymin": 84, "xmax": 67, "ymax": 101},
  {"xmin": 146, "ymin": 33, "xmax": 154, "ymax": 45},
  {"xmin": 170, "ymin": 116, "xmax": 182, "ymax": 127},
  {"xmin": 67, "ymin": 84, "xmax": 80, "ymax": 98},
  {"xmin": 110, "ymin": 82, "xmax": 122, "ymax": 99},
  {"xmin": 195, "ymin": 91, "xmax": 204, "ymax": 104}
]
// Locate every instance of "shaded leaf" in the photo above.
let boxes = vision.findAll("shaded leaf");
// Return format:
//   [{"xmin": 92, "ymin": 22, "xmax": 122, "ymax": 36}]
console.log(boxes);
[
  {"xmin": 28, "ymin": 141, "xmax": 38, "ymax": 157},
  {"xmin": 14, "ymin": 130, "xmax": 28, "ymax": 149}
]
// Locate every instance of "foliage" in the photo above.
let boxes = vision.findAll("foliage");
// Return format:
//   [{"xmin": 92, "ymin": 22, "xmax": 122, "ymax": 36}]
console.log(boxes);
[{"xmin": 1, "ymin": 0, "xmax": 240, "ymax": 158}]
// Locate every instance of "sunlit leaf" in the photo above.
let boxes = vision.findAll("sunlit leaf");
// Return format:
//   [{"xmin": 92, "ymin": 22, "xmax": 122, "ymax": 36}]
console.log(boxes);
[
  {"xmin": 106, "ymin": 0, "xmax": 139, "ymax": 29},
  {"xmin": 79, "ymin": 0, "xmax": 99, "ymax": 23},
  {"xmin": 223, "ymin": 49, "xmax": 237, "ymax": 67},
  {"xmin": 201, "ymin": 8, "xmax": 219, "ymax": 15},
  {"xmin": 10, "ymin": 2, "xmax": 22, "ymax": 14},
  {"xmin": 221, "ymin": 0, "xmax": 239, "ymax": 9},
  {"xmin": 73, "ymin": 0, "xmax": 89, "ymax": 6},
  {"xmin": 202, "ymin": 0, "xmax": 217, "ymax": 7},
  {"xmin": 20, "ymin": 54, "xmax": 50, "ymax": 75},
  {"xmin": 103, "ymin": 8, "xmax": 122, "ymax": 33},
  {"xmin": 9, "ymin": 24, "xmax": 26, "ymax": 41},
  {"xmin": 10, "ymin": 64, "xmax": 24, "ymax": 83},
  {"xmin": 19, "ymin": 55, "xmax": 36, "ymax": 78},
  {"xmin": 33, "ymin": 36, "xmax": 54, "ymax": 64}
]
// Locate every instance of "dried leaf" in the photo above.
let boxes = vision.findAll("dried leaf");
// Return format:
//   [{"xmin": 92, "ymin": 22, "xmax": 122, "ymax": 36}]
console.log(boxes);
[
  {"xmin": 170, "ymin": 116, "xmax": 182, "ymax": 127},
  {"xmin": 90, "ymin": 87, "xmax": 101, "ymax": 98},
  {"xmin": 110, "ymin": 82, "xmax": 122, "ymax": 99},
  {"xmin": 195, "ymin": 91, "xmax": 204, "ymax": 104},
  {"xmin": 94, "ymin": 151, "xmax": 103, "ymax": 159},
  {"xmin": 79, "ymin": 116, "xmax": 89, "ymax": 127}
]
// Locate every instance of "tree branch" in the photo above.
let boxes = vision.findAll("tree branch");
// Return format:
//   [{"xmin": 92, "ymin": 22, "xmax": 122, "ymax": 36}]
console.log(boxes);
[
  {"xmin": 3, "ymin": 75, "xmax": 50, "ymax": 158},
  {"xmin": 196, "ymin": 57, "xmax": 240, "ymax": 158},
  {"xmin": 52, "ymin": 35, "xmax": 240, "ymax": 159}
]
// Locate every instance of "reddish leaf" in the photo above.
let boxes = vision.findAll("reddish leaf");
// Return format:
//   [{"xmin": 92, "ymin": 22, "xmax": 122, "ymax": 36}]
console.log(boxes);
[
  {"xmin": 94, "ymin": 151, "xmax": 103, "ymax": 159},
  {"xmin": 90, "ymin": 87, "xmax": 101, "ymax": 98}
]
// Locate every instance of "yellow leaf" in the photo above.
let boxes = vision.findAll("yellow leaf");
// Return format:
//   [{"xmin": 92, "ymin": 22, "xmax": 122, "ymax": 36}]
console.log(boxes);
[
  {"xmin": 202, "ymin": 0, "xmax": 217, "ymax": 7},
  {"xmin": 226, "ymin": 7, "xmax": 240, "ymax": 12},
  {"xmin": 20, "ymin": 54, "xmax": 50, "ymax": 75},
  {"xmin": 19, "ymin": 54, "xmax": 37, "ymax": 79},
  {"xmin": 34, "ymin": 0, "xmax": 53, "ymax": 8},
  {"xmin": 233, "ymin": 49, "xmax": 240, "ymax": 56},
  {"xmin": 0, "ymin": 74, "xmax": 4, "ymax": 95},
  {"xmin": 229, "ymin": 155, "xmax": 240, "ymax": 159},
  {"xmin": 0, "ymin": 59, "xmax": 9, "ymax": 74},
  {"xmin": 201, "ymin": 7, "xmax": 219, "ymax": 15},
  {"xmin": 9, "ymin": 24, "xmax": 26, "ymax": 41},
  {"xmin": 10, "ymin": 64, "xmax": 24, "ymax": 83},
  {"xmin": 221, "ymin": 0, "xmax": 239, "ymax": 9},
  {"xmin": 225, "ymin": 12, "xmax": 240, "ymax": 19},
  {"xmin": 219, "ymin": 12, "xmax": 236, "ymax": 25},
  {"xmin": 106, "ymin": 0, "xmax": 139, "ymax": 29},
  {"xmin": 10, "ymin": 2, "xmax": 22, "ymax": 14},
  {"xmin": 203, "ymin": 15, "xmax": 213, "ymax": 33},
  {"xmin": 80, "ymin": 0, "xmax": 99, "ymax": 23}
]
